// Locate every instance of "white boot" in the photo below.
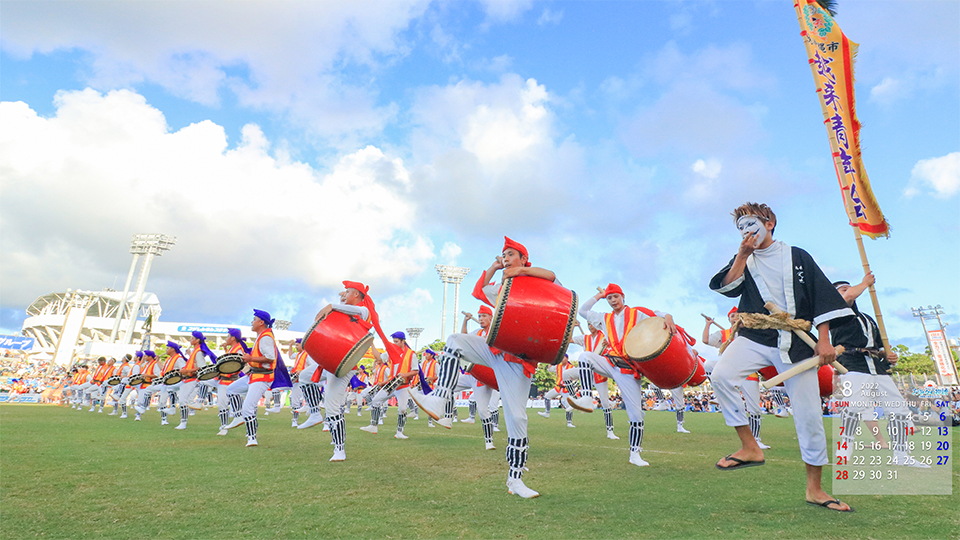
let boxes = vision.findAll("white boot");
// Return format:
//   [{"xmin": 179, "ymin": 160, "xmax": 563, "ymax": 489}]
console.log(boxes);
[
  {"xmin": 629, "ymin": 451, "xmax": 649, "ymax": 467},
  {"xmin": 360, "ymin": 425, "xmax": 378, "ymax": 434},
  {"xmin": 330, "ymin": 449, "xmax": 346, "ymax": 462},
  {"xmin": 567, "ymin": 395, "xmax": 595, "ymax": 413},
  {"xmin": 506, "ymin": 478, "xmax": 539, "ymax": 499},
  {"xmin": 297, "ymin": 413, "xmax": 324, "ymax": 430},
  {"xmin": 677, "ymin": 423, "xmax": 691, "ymax": 434},
  {"xmin": 225, "ymin": 417, "xmax": 245, "ymax": 430},
  {"xmin": 175, "ymin": 422, "xmax": 187, "ymax": 430},
  {"xmin": 606, "ymin": 430, "xmax": 620, "ymax": 440}
]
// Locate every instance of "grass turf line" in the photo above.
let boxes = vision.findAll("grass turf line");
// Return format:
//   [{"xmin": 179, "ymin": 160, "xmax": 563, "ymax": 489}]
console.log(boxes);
[{"xmin": 1, "ymin": 404, "xmax": 957, "ymax": 539}]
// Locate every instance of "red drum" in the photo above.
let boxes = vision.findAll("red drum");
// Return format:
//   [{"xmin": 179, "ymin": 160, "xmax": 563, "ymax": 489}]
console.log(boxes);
[
  {"xmin": 757, "ymin": 366, "xmax": 784, "ymax": 387},
  {"xmin": 487, "ymin": 276, "xmax": 578, "ymax": 365},
  {"xmin": 302, "ymin": 311, "xmax": 375, "ymax": 378},
  {"xmin": 463, "ymin": 362, "xmax": 499, "ymax": 391},
  {"xmin": 623, "ymin": 317, "xmax": 699, "ymax": 389},
  {"xmin": 818, "ymin": 364, "xmax": 835, "ymax": 397},
  {"xmin": 686, "ymin": 359, "xmax": 707, "ymax": 387}
]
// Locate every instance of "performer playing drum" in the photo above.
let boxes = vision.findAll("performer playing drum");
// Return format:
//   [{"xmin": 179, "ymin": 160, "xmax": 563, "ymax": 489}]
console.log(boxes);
[
  {"xmin": 573, "ymin": 283, "xmax": 677, "ymax": 467},
  {"xmin": 412, "ymin": 237, "xmax": 562, "ymax": 498}
]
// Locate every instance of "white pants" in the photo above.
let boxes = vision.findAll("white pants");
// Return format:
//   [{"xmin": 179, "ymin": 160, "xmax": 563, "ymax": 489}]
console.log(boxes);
[
  {"xmin": 158, "ymin": 382, "xmax": 181, "ymax": 409},
  {"xmin": 445, "ymin": 333, "xmax": 532, "ymax": 440},
  {"xmin": 323, "ymin": 372, "xmax": 353, "ymax": 419},
  {"xmin": 712, "ymin": 337, "xmax": 828, "ymax": 466},
  {"xmin": 579, "ymin": 352, "xmax": 646, "ymax": 423},
  {"xmin": 838, "ymin": 372, "xmax": 912, "ymax": 416},
  {"xmin": 596, "ymin": 380, "xmax": 611, "ymax": 409},
  {"xmin": 707, "ymin": 358, "xmax": 762, "ymax": 415},
  {"xmin": 473, "ymin": 383, "xmax": 494, "ymax": 420},
  {"xmin": 178, "ymin": 381, "xmax": 200, "ymax": 405},
  {"xmin": 741, "ymin": 378, "xmax": 762, "ymax": 415},
  {"xmin": 225, "ymin": 377, "xmax": 250, "ymax": 395},
  {"xmin": 670, "ymin": 387, "xmax": 685, "ymax": 411},
  {"xmin": 138, "ymin": 385, "xmax": 161, "ymax": 408},
  {"xmin": 372, "ymin": 386, "xmax": 411, "ymax": 413},
  {"xmin": 240, "ymin": 381, "xmax": 272, "ymax": 418},
  {"xmin": 456, "ymin": 374, "xmax": 477, "ymax": 393},
  {"xmin": 290, "ymin": 382, "xmax": 304, "ymax": 410}
]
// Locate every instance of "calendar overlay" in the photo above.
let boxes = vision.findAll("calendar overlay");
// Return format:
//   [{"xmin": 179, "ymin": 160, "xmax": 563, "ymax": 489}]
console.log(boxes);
[{"xmin": 831, "ymin": 386, "xmax": 952, "ymax": 495}]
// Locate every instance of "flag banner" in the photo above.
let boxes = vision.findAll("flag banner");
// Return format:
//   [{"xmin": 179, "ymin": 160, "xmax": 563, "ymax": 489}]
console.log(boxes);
[{"xmin": 795, "ymin": 0, "xmax": 889, "ymax": 238}]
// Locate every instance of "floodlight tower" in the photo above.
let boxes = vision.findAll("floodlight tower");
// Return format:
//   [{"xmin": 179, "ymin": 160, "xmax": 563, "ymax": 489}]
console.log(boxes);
[
  {"xmin": 109, "ymin": 235, "xmax": 147, "ymax": 342},
  {"xmin": 435, "ymin": 264, "xmax": 470, "ymax": 338},
  {"xmin": 121, "ymin": 234, "xmax": 176, "ymax": 344},
  {"xmin": 406, "ymin": 327, "xmax": 424, "ymax": 350}
]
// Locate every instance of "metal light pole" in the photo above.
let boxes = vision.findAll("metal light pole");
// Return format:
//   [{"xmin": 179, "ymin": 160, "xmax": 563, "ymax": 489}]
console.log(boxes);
[
  {"xmin": 121, "ymin": 234, "xmax": 176, "ymax": 344},
  {"xmin": 109, "ymin": 235, "xmax": 145, "ymax": 342},
  {"xmin": 406, "ymin": 327, "xmax": 424, "ymax": 351},
  {"xmin": 435, "ymin": 265, "xmax": 470, "ymax": 338}
]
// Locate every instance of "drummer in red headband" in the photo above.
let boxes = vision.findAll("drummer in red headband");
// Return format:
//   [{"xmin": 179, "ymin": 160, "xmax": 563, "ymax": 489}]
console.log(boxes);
[
  {"xmin": 314, "ymin": 281, "xmax": 401, "ymax": 461},
  {"xmin": 573, "ymin": 284, "xmax": 677, "ymax": 467},
  {"xmin": 412, "ymin": 236, "xmax": 555, "ymax": 499}
]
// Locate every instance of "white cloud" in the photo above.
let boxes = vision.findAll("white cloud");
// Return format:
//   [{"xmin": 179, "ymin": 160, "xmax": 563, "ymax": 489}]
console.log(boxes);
[
  {"xmin": 440, "ymin": 242, "xmax": 463, "ymax": 264},
  {"xmin": 478, "ymin": 0, "xmax": 535, "ymax": 23},
  {"xmin": 905, "ymin": 152, "xmax": 960, "ymax": 198},
  {"xmin": 0, "ymin": 0, "xmax": 432, "ymax": 140},
  {"xmin": 537, "ymin": 8, "xmax": 564, "ymax": 26},
  {"xmin": 377, "ymin": 288, "xmax": 434, "ymax": 331},
  {"xmin": 0, "ymin": 89, "xmax": 433, "ymax": 317},
  {"xmin": 692, "ymin": 158, "xmax": 722, "ymax": 179},
  {"xmin": 409, "ymin": 74, "xmax": 584, "ymax": 233}
]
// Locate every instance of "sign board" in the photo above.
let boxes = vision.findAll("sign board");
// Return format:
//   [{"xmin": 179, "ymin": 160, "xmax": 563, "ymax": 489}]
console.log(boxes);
[
  {"xmin": 176, "ymin": 325, "xmax": 231, "ymax": 334},
  {"xmin": 0, "ymin": 336, "xmax": 35, "ymax": 350},
  {"xmin": 927, "ymin": 330, "xmax": 959, "ymax": 386}
]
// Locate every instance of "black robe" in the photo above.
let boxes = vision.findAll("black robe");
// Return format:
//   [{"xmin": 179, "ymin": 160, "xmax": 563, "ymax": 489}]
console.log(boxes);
[
  {"xmin": 830, "ymin": 302, "xmax": 890, "ymax": 375},
  {"xmin": 710, "ymin": 242, "xmax": 853, "ymax": 364}
]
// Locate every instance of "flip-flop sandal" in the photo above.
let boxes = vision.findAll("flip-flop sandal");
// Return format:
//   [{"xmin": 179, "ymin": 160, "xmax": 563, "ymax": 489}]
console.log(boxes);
[
  {"xmin": 806, "ymin": 499, "xmax": 855, "ymax": 513},
  {"xmin": 715, "ymin": 454, "xmax": 765, "ymax": 470}
]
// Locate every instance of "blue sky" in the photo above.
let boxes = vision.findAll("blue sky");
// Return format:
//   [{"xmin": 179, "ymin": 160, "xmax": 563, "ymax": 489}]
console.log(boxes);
[{"xmin": 1, "ymin": 0, "xmax": 957, "ymax": 359}]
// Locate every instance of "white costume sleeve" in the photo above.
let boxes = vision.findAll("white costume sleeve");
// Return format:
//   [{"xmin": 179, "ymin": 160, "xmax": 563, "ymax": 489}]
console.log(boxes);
[
  {"xmin": 707, "ymin": 331, "xmax": 724, "ymax": 349},
  {"xmin": 259, "ymin": 336, "xmax": 277, "ymax": 360},
  {"xmin": 578, "ymin": 296, "xmax": 606, "ymax": 330},
  {"xmin": 331, "ymin": 303, "xmax": 370, "ymax": 320}
]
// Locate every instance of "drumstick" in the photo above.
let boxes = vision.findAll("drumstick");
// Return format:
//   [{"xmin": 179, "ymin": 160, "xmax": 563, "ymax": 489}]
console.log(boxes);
[
  {"xmin": 762, "ymin": 302, "xmax": 848, "ymax": 375},
  {"xmin": 596, "ymin": 286, "xmax": 605, "ymax": 294},
  {"xmin": 760, "ymin": 346, "xmax": 845, "ymax": 390},
  {"xmin": 701, "ymin": 313, "xmax": 724, "ymax": 330}
]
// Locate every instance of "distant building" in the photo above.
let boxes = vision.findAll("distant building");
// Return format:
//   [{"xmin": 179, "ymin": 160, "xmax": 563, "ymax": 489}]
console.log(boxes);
[{"xmin": 20, "ymin": 289, "xmax": 303, "ymax": 365}]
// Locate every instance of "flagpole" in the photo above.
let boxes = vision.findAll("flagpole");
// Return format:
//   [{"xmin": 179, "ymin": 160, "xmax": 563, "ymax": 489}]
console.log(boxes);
[
  {"xmin": 795, "ymin": 0, "xmax": 891, "ymax": 358},
  {"xmin": 836, "ymin": 166, "xmax": 892, "ymax": 357}
]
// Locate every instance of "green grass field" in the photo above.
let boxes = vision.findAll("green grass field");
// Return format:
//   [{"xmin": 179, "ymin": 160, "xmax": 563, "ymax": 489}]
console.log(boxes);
[{"xmin": 1, "ymin": 404, "xmax": 957, "ymax": 540}]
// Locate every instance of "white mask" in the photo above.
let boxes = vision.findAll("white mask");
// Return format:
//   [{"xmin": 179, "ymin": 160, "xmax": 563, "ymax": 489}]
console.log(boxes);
[{"xmin": 737, "ymin": 215, "xmax": 768, "ymax": 247}]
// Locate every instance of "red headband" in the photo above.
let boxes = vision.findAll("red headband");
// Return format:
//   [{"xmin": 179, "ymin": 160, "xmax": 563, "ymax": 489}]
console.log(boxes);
[
  {"xmin": 502, "ymin": 236, "xmax": 531, "ymax": 267},
  {"xmin": 342, "ymin": 280, "xmax": 369, "ymax": 296},
  {"xmin": 728, "ymin": 306, "xmax": 738, "ymax": 316},
  {"xmin": 478, "ymin": 305, "xmax": 493, "ymax": 316},
  {"xmin": 604, "ymin": 283, "xmax": 624, "ymax": 298}
]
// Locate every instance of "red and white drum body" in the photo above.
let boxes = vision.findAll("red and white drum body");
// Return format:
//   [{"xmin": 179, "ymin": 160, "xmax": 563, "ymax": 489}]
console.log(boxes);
[
  {"xmin": 463, "ymin": 362, "xmax": 499, "ymax": 391},
  {"xmin": 818, "ymin": 364, "xmax": 835, "ymax": 397},
  {"xmin": 623, "ymin": 317, "xmax": 699, "ymax": 389},
  {"xmin": 687, "ymin": 358, "xmax": 708, "ymax": 387},
  {"xmin": 303, "ymin": 311, "xmax": 375, "ymax": 378},
  {"xmin": 486, "ymin": 276, "xmax": 578, "ymax": 366}
]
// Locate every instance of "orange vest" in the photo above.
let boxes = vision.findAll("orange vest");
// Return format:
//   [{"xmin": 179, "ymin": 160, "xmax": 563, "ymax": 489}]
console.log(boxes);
[
  {"xmin": 249, "ymin": 329, "xmax": 277, "ymax": 384},
  {"xmin": 393, "ymin": 348, "xmax": 414, "ymax": 389},
  {"xmin": 183, "ymin": 347, "xmax": 203, "ymax": 382},
  {"xmin": 373, "ymin": 364, "xmax": 388, "ymax": 385},
  {"xmin": 721, "ymin": 328, "xmax": 733, "ymax": 344},
  {"xmin": 102, "ymin": 365, "xmax": 116, "ymax": 380},
  {"xmin": 555, "ymin": 362, "xmax": 571, "ymax": 393},
  {"xmin": 293, "ymin": 351, "xmax": 308, "ymax": 373},
  {"xmin": 91, "ymin": 365, "xmax": 107, "ymax": 383},
  {"xmin": 584, "ymin": 332, "xmax": 609, "ymax": 384},
  {"xmin": 422, "ymin": 357, "xmax": 437, "ymax": 380},
  {"xmin": 604, "ymin": 306, "xmax": 656, "ymax": 377},
  {"xmin": 162, "ymin": 354, "xmax": 182, "ymax": 375},
  {"xmin": 140, "ymin": 360, "xmax": 158, "ymax": 388}
]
